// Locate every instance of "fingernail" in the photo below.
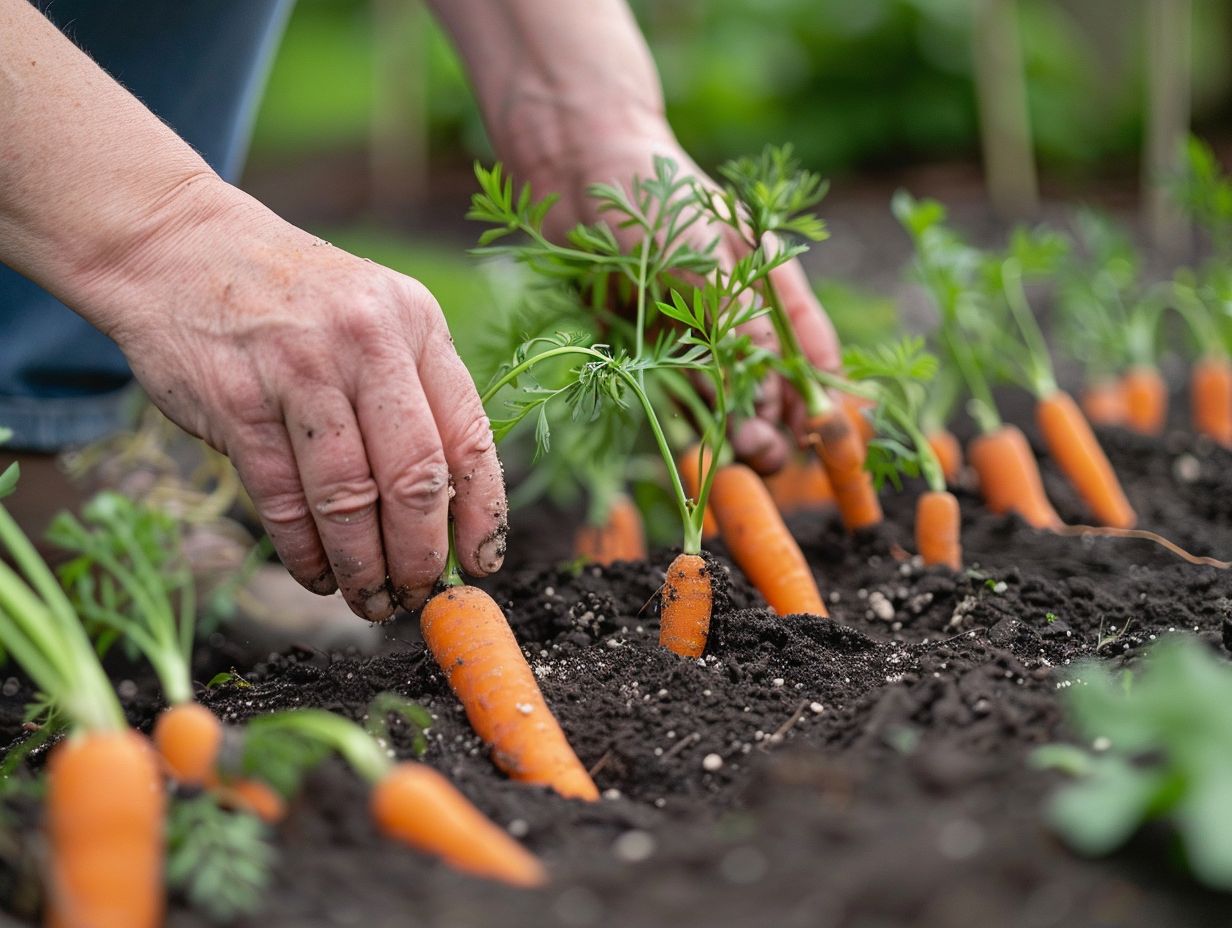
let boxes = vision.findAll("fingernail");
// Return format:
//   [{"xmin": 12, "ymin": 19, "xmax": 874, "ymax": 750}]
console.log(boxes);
[
  {"xmin": 310, "ymin": 571, "xmax": 338, "ymax": 595},
  {"xmin": 477, "ymin": 531, "xmax": 507, "ymax": 575},
  {"xmin": 395, "ymin": 584, "xmax": 434, "ymax": 612},
  {"xmin": 364, "ymin": 589, "xmax": 394, "ymax": 621}
]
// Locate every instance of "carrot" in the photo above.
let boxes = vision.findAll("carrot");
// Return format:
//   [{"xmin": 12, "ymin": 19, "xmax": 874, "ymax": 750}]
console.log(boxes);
[
  {"xmin": 421, "ymin": 585, "xmax": 598, "ymax": 801},
  {"xmin": 1192, "ymin": 356, "xmax": 1232, "ymax": 447},
  {"xmin": 371, "ymin": 762, "xmax": 546, "ymax": 887},
  {"xmin": 1081, "ymin": 378, "xmax": 1128, "ymax": 427},
  {"xmin": 925, "ymin": 428, "xmax": 963, "ymax": 486},
  {"xmin": 573, "ymin": 493, "xmax": 646, "ymax": 564},
  {"xmin": 968, "ymin": 425, "xmax": 1061, "ymax": 529},
  {"xmin": 1036, "ymin": 391, "xmax": 1136, "ymax": 529},
  {"xmin": 1121, "ymin": 364, "xmax": 1167, "ymax": 435},
  {"xmin": 806, "ymin": 408, "xmax": 883, "ymax": 530},
  {"xmin": 46, "ymin": 730, "xmax": 165, "ymax": 928},
  {"xmin": 216, "ymin": 778, "xmax": 286, "ymax": 825},
  {"xmin": 916, "ymin": 490, "xmax": 962, "ymax": 570},
  {"xmin": 764, "ymin": 455, "xmax": 834, "ymax": 515},
  {"xmin": 709, "ymin": 464, "xmax": 827, "ymax": 616},
  {"xmin": 678, "ymin": 445, "xmax": 719, "ymax": 541},
  {"xmin": 659, "ymin": 553, "xmax": 712, "ymax": 657},
  {"xmin": 839, "ymin": 392, "xmax": 875, "ymax": 445},
  {"xmin": 152, "ymin": 702, "xmax": 223, "ymax": 787}
]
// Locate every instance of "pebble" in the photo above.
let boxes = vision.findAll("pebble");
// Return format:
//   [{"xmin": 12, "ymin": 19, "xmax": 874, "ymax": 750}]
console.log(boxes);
[
  {"xmin": 508, "ymin": 819, "xmax": 529, "ymax": 838},
  {"xmin": 702, "ymin": 753, "xmax": 724, "ymax": 771},
  {"xmin": 809, "ymin": 702, "xmax": 824, "ymax": 714},
  {"xmin": 612, "ymin": 830, "xmax": 657, "ymax": 862}
]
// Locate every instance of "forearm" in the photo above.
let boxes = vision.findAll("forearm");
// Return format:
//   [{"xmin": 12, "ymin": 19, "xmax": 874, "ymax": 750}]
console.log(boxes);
[
  {"xmin": 426, "ymin": 0, "xmax": 672, "ymax": 181},
  {"xmin": 0, "ymin": 0, "xmax": 239, "ymax": 335}
]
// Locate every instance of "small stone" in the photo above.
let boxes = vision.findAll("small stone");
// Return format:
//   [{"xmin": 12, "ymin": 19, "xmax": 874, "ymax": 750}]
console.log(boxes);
[
  {"xmin": 702, "ymin": 753, "xmax": 724, "ymax": 771},
  {"xmin": 508, "ymin": 819, "xmax": 529, "ymax": 838},
  {"xmin": 772, "ymin": 678, "xmax": 785, "ymax": 687},
  {"xmin": 612, "ymin": 830, "xmax": 657, "ymax": 863},
  {"xmin": 602, "ymin": 788, "xmax": 622, "ymax": 800},
  {"xmin": 809, "ymin": 702, "xmax": 824, "ymax": 714},
  {"xmin": 1174, "ymin": 454, "xmax": 1201, "ymax": 484}
]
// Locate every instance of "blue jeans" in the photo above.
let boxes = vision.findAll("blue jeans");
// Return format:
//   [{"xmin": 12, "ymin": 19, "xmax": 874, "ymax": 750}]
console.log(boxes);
[{"xmin": 2, "ymin": 0, "xmax": 294, "ymax": 450}]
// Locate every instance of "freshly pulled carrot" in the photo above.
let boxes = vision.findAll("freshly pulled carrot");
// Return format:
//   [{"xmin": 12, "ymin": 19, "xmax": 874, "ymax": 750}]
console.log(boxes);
[
  {"xmin": 916, "ymin": 490, "xmax": 962, "ymax": 570},
  {"xmin": 925, "ymin": 429, "xmax": 963, "ymax": 486},
  {"xmin": 1192, "ymin": 356, "xmax": 1232, "ymax": 447},
  {"xmin": 968, "ymin": 425, "xmax": 1061, "ymax": 530},
  {"xmin": 421, "ymin": 585, "xmax": 598, "ymax": 801},
  {"xmin": 152, "ymin": 702, "xmax": 223, "ymax": 787},
  {"xmin": 1080, "ymin": 378, "xmax": 1128, "ymax": 427},
  {"xmin": 1121, "ymin": 365, "xmax": 1167, "ymax": 435},
  {"xmin": 1037, "ymin": 391, "xmax": 1136, "ymax": 529},
  {"xmin": 372, "ymin": 762, "xmax": 546, "ymax": 887},
  {"xmin": 839, "ymin": 392, "xmax": 876, "ymax": 445},
  {"xmin": 678, "ymin": 445, "xmax": 719, "ymax": 541},
  {"xmin": 710, "ymin": 464, "xmax": 827, "ymax": 616},
  {"xmin": 807, "ymin": 407, "xmax": 883, "ymax": 530},
  {"xmin": 659, "ymin": 553, "xmax": 712, "ymax": 658},
  {"xmin": 46, "ymin": 730, "xmax": 165, "ymax": 928},
  {"xmin": 764, "ymin": 455, "xmax": 834, "ymax": 515},
  {"xmin": 573, "ymin": 493, "xmax": 646, "ymax": 565}
]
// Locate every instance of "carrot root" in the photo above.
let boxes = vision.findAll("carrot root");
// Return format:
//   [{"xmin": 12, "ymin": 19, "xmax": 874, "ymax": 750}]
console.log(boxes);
[
  {"xmin": 807, "ymin": 408, "xmax": 883, "ymax": 531},
  {"xmin": 421, "ymin": 585, "xmax": 598, "ymax": 801},
  {"xmin": 1192, "ymin": 356, "xmax": 1232, "ymax": 447},
  {"xmin": 372, "ymin": 762, "xmax": 546, "ymax": 887},
  {"xmin": 710, "ymin": 464, "xmax": 827, "ymax": 617},
  {"xmin": 925, "ymin": 429, "xmax": 963, "ymax": 486},
  {"xmin": 573, "ymin": 493, "xmax": 646, "ymax": 565},
  {"xmin": 217, "ymin": 778, "xmax": 286, "ymax": 825},
  {"xmin": 46, "ymin": 730, "xmax": 165, "ymax": 928},
  {"xmin": 916, "ymin": 490, "xmax": 962, "ymax": 570},
  {"xmin": 1081, "ymin": 379, "xmax": 1128, "ymax": 427},
  {"xmin": 659, "ymin": 553, "xmax": 712, "ymax": 658},
  {"xmin": 968, "ymin": 425, "xmax": 1061, "ymax": 530},
  {"xmin": 839, "ymin": 392, "xmax": 876, "ymax": 446},
  {"xmin": 152, "ymin": 702, "xmax": 223, "ymax": 788},
  {"xmin": 1037, "ymin": 391, "xmax": 1136, "ymax": 529},
  {"xmin": 765, "ymin": 455, "xmax": 835, "ymax": 516},
  {"xmin": 1121, "ymin": 365, "xmax": 1167, "ymax": 436}
]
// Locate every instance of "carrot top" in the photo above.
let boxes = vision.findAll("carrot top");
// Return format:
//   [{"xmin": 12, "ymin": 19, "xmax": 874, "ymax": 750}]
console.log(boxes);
[{"xmin": 0, "ymin": 458, "xmax": 124, "ymax": 733}]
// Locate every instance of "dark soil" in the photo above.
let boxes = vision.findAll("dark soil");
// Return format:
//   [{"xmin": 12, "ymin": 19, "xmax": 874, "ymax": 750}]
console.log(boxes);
[{"xmin": 6, "ymin": 420, "xmax": 1232, "ymax": 927}]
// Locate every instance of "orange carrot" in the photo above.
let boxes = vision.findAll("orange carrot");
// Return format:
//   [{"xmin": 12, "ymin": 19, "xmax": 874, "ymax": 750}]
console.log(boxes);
[
  {"xmin": 710, "ymin": 464, "xmax": 827, "ymax": 616},
  {"xmin": 371, "ymin": 762, "xmax": 547, "ymax": 887},
  {"xmin": 1081, "ymin": 378, "xmax": 1128, "ymax": 427},
  {"xmin": 217, "ymin": 778, "xmax": 286, "ymax": 825},
  {"xmin": 152, "ymin": 702, "xmax": 223, "ymax": 787},
  {"xmin": 1121, "ymin": 365, "xmax": 1167, "ymax": 435},
  {"xmin": 916, "ymin": 490, "xmax": 962, "ymax": 570},
  {"xmin": 573, "ymin": 493, "xmax": 646, "ymax": 565},
  {"xmin": 968, "ymin": 425, "xmax": 1061, "ymax": 530},
  {"xmin": 839, "ymin": 392, "xmax": 876, "ymax": 446},
  {"xmin": 1192, "ymin": 356, "xmax": 1232, "ymax": 447},
  {"xmin": 678, "ymin": 445, "xmax": 719, "ymax": 541},
  {"xmin": 807, "ymin": 408, "xmax": 883, "ymax": 530},
  {"xmin": 765, "ymin": 455, "xmax": 835, "ymax": 515},
  {"xmin": 46, "ymin": 730, "xmax": 165, "ymax": 928},
  {"xmin": 925, "ymin": 429, "xmax": 963, "ymax": 486},
  {"xmin": 1036, "ymin": 391, "xmax": 1136, "ymax": 529},
  {"xmin": 659, "ymin": 553, "xmax": 712, "ymax": 658},
  {"xmin": 421, "ymin": 585, "xmax": 598, "ymax": 801}
]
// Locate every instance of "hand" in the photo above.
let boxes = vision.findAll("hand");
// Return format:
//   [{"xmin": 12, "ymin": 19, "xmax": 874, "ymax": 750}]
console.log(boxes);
[
  {"xmin": 518, "ymin": 130, "xmax": 842, "ymax": 474},
  {"xmin": 96, "ymin": 177, "xmax": 507, "ymax": 620}
]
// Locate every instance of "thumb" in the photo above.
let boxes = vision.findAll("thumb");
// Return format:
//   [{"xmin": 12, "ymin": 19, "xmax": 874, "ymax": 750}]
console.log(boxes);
[{"xmin": 770, "ymin": 259, "xmax": 841, "ymax": 372}]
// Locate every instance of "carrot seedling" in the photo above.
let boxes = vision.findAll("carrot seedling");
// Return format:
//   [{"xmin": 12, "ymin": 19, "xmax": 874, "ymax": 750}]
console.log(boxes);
[
  {"xmin": 0, "ymin": 467, "xmax": 164, "ymax": 928},
  {"xmin": 243, "ymin": 707, "xmax": 546, "ymax": 887}
]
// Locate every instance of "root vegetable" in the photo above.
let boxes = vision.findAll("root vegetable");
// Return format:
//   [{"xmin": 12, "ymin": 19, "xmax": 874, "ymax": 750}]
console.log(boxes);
[
  {"xmin": 915, "ymin": 490, "xmax": 962, "ymax": 570},
  {"xmin": 573, "ymin": 493, "xmax": 646, "ymax": 565},
  {"xmin": 968, "ymin": 425, "xmax": 1061, "ymax": 530},
  {"xmin": 1122, "ymin": 365, "xmax": 1167, "ymax": 435},
  {"xmin": 659, "ymin": 553, "xmax": 712, "ymax": 658},
  {"xmin": 1192, "ymin": 356, "xmax": 1232, "ymax": 447},
  {"xmin": 1037, "ymin": 391, "xmax": 1136, "ymax": 529},
  {"xmin": 807, "ymin": 408, "xmax": 883, "ymax": 531}
]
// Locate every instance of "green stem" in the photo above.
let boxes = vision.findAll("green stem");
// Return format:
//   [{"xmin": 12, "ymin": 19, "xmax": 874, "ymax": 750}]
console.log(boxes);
[
  {"xmin": 763, "ymin": 280, "xmax": 830, "ymax": 417},
  {"xmin": 1172, "ymin": 281, "xmax": 1226, "ymax": 358},
  {"xmin": 252, "ymin": 710, "xmax": 391, "ymax": 785},
  {"xmin": 441, "ymin": 521, "xmax": 463, "ymax": 588},
  {"xmin": 1001, "ymin": 259, "xmax": 1058, "ymax": 398}
]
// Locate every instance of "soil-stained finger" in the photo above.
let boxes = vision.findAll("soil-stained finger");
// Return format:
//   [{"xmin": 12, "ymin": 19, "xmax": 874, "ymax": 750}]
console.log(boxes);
[
  {"xmin": 285, "ymin": 390, "xmax": 393, "ymax": 621},
  {"xmin": 353, "ymin": 363, "xmax": 451, "ymax": 611},
  {"xmin": 226, "ymin": 421, "xmax": 336, "ymax": 595}
]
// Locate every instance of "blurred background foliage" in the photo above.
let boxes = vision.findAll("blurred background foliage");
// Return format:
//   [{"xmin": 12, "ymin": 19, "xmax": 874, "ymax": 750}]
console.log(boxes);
[{"xmin": 249, "ymin": 0, "xmax": 1232, "ymax": 179}]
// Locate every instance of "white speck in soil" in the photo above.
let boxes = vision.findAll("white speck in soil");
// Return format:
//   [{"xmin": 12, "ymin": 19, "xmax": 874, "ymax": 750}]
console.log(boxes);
[
  {"xmin": 772, "ymin": 678, "xmax": 785, "ymax": 687},
  {"xmin": 602, "ymin": 788, "xmax": 622, "ymax": 800},
  {"xmin": 117, "ymin": 679, "xmax": 138, "ymax": 700},
  {"xmin": 612, "ymin": 830, "xmax": 657, "ymax": 862},
  {"xmin": 1, "ymin": 678, "xmax": 18, "ymax": 697},
  {"xmin": 809, "ymin": 702, "xmax": 824, "ymax": 714},
  {"xmin": 937, "ymin": 818, "xmax": 985, "ymax": 860},
  {"xmin": 702, "ymin": 753, "xmax": 724, "ymax": 771},
  {"xmin": 508, "ymin": 819, "xmax": 529, "ymax": 838},
  {"xmin": 719, "ymin": 846, "xmax": 768, "ymax": 885},
  {"xmin": 1174, "ymin": 453, "xmax": 1201, "ymax": 483}
]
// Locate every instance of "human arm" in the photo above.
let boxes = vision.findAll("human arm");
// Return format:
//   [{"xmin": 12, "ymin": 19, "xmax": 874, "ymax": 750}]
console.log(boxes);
[
  {"xmin": 427, "ymin": 0, "xmax": 842, "ymax": 471},
  {"xmin": 0, "ymin": 0, "xmax": 507, "ymax": 619}
]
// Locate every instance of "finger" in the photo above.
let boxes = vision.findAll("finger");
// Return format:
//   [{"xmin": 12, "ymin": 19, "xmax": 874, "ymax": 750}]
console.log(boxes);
[
  {"xmin": 353, "ymin": 362, "xmax": 452, "ymax": 612},
  {"xmin": 729, "ymin": 310, "xmax": 790, "ymax": 474},
  {"xmin": 226, "ymin": 422, "xmax": 336, "ymax": 596},
  {"xmin": 286, "ymin": 390, "xmax": 393, "ymax": 622},
  {"xmin": 770, "ymin": 258, "xmax": 841, "ymax": 372},
  {"xmin": 418, "ymin": 328, "xmax": 508, "ymax": 579}
]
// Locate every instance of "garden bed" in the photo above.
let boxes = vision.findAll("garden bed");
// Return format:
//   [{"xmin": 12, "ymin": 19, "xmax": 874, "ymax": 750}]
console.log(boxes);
[{"xmin": 6, "ymin": 422, "xmax": 1211, "ymax": 927}]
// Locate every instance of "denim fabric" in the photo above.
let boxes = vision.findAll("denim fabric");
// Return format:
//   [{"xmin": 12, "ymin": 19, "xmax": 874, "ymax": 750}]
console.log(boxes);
[{"xmin": 1, "ymin": 0, "xmax": 294, "ymax": 450}]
